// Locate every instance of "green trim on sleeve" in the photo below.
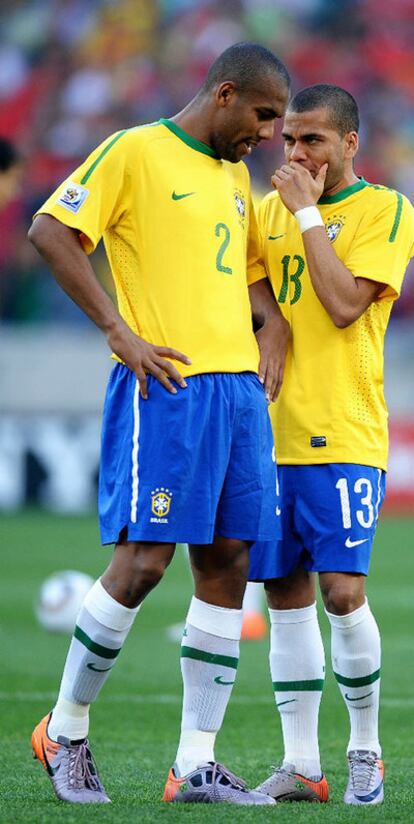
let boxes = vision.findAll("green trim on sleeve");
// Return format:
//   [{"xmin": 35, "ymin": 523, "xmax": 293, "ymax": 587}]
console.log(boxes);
[
  {"xmin": 80, "ymin": 130, "xmax": 128, "ymax": 184},
  {"xmin": 159, "ymin": 118, "xmax": 219, "ymax": 159},
  {"xmin": 388, "ymin": 192, "xmax": 403, "ymax": 243}
]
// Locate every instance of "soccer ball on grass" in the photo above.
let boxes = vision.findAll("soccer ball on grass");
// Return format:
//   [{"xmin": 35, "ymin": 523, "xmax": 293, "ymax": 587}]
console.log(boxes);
[{"xmin": 36, "ymin": 570, "xmax": 94, "ymax": 633}]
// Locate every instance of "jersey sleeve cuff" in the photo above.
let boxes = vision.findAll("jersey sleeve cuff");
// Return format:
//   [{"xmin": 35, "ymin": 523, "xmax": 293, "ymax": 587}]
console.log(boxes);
[{"xmin": 34, "ymin": 209, "xmax": 98, "ymax": 255}]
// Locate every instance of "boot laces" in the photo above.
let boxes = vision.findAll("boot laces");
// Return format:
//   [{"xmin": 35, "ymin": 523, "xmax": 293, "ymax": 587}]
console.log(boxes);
[
  {"xmin": 67, "ymin": 741, "xmax": 101, "ymax": 791},
  {"xmin": 350, "ymin": 751, "xmax": 377, "ymax": 791},
  {"xmin": 211, "ymin": 762, "xmax": 247, "ymax": 791}
]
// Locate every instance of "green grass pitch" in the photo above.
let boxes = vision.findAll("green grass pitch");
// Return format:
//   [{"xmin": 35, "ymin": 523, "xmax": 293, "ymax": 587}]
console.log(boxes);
[{"xmin": 1, "ymin": 511, "xmax": 413, "ymax": 823}]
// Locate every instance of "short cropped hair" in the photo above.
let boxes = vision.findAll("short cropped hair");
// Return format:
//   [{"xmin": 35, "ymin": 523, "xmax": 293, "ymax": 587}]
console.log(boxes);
[
  {"xmin": 288, "ymin": 84, "xmax": 359, "ymax": 136},
  {"xmin": 202, "ymin": 42, "xmax": 290, "ymax": 95},
  {"xmin": 0, "ymin": 137, "xmax": 20, "ymax": 171}
]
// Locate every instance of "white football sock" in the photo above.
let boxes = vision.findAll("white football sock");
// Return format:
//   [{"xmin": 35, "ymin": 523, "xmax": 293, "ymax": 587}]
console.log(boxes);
[
  {"xmin": 269, "ymin": 603, "xmax": 325, "ymax": 778},
  {"xmin": 243, "ymin": 581, "xmax": 263, "ymax": 614},
  {"xmin": 175, "ymin": 596, "xmax": 243, "ymax": 776},
  {"xmin": 326, "ymin": 599, "xmax": 381, "ymax": 756},
  {"xmin": 49, "ymin": 580, "xmax": 140, "ymax": 741}
]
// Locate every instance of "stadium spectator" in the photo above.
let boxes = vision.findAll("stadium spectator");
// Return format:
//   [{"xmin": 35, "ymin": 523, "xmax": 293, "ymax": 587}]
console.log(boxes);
[
  {"xmin": 0, "ymin": 137, "xmax": 22, "ymax": 210},
  {"xmin": 249, "ymin": 84, "xmax": 414, "ymax": 806},
  {"xmin": 0, "ymin": 0, "xmax": 413, "ymax": 323},
  {"xmin": 29, "ymin": 42, "xmax": 290, "ymax": 806}
]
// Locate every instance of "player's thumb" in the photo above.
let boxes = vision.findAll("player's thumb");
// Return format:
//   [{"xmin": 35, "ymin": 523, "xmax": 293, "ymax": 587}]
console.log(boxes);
[{"xmin": 316, "ymin": 163, "xmax": 328, "ymax": 186}]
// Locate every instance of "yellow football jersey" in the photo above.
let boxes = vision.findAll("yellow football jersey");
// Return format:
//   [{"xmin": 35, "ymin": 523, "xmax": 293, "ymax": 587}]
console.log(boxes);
[
  {"xmin": 37, "ymin": 120, "xmax": 265, "ymax": 377},
  {"xmin": 259, "ymin": 178, "xmax": 414, "ymax": 469}
]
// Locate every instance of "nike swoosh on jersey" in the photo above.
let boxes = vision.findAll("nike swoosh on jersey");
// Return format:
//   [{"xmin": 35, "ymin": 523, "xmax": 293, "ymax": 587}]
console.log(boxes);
[
  {"xmin": 276, "ymin": 698, "xmax": 297, "ymax": 707},
  {"xmin": 172, "ymin": 190, "xmax": 195, "ymax": 200},
  {"xmin": 345, "ymin": 537, "xmax": 369, "ymax": 548},
  {"xmin": 267, "ymin": 233, "xmax": 285, "ymax": 240},
  {"xmin": 214, "ymin": 675, "xmax": 235, "ymax": 686},
  {"xmin": 87, "ymin": 662, "xmax": 112, "ymax": 672}
]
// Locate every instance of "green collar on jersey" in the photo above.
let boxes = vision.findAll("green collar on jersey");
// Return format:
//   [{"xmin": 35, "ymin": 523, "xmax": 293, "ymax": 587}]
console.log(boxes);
[
  {"xmin": 318, "ymin": 177, "xmax": 367, "ymax": 204},
  {"xmin": 159, "ymin": 118, "xmax": 219, "ymax": 159}
]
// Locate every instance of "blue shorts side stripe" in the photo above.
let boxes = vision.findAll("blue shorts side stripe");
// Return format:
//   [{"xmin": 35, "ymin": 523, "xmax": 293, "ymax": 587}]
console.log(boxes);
[{"xmin": 130, "ymin": 379, "xmax": 140, "ymax": 524}]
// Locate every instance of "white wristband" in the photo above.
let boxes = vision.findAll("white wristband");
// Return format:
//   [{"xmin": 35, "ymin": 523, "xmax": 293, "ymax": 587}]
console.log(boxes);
[{"xmin": 294, "ymin": 206, "xmax": 324, "ymax": 233}]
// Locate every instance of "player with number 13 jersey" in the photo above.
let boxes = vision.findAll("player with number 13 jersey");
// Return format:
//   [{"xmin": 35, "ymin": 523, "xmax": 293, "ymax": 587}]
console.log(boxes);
[{"xmin": 249, "ymin": 84, "xmax": 414, "ymax": 808}]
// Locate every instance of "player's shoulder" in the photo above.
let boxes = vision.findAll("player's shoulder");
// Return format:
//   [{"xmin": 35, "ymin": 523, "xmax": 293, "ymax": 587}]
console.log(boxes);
[
  {"xmin": 364, "ymin": 181, "xmax": 413, "ymax": 212},
  {"xmin": 258, "ymin": 189, "xmax": 284, "ymax": 212},
  {"xmin": 83, "ymin": 123, "xmax": 165, "ymax": 168},
  {"xmin": 112, "ymin": 121, "xmax": 167, "ymax": 151}
]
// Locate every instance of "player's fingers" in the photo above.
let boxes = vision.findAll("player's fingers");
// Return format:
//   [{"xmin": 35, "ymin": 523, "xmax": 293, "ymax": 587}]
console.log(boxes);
[
  {"xmin": 316, "ymin": 162, "xmax": 328, "ymax": 184},
  {"xmin": 271, "ymin": 172, "xmax": 286, "ymax": 190},
  {"xmin": 153, "ymin": 356, "xmax": 187, "ymax": 388},
  {"xmin": 272, "ymin": 365, "xmax": 285, "ymax": 402},
  {"xmin": 154, "ymin": 346, "xmax": 192, "ymax": 365},
  {"xmin": 147, "ymin": 362, "xmax": 177, "ymax": 394},
  {"xmin": 273, "ymin": 168, "xmax": 289, "ymax": 180},
  {"xmin": 135, "ymin": 370, "xmax": 148, "ymax": 400},
  {"xmin": 280, "ymin": 164, "xmax": 295, "ymax": 175},
  {"xmin": 258, "ymin": 350, "xmax": 267, "ymax": 385},
  {"xmin": 264, "ymin": 362, "xmax": 277, "ymax": 403}
]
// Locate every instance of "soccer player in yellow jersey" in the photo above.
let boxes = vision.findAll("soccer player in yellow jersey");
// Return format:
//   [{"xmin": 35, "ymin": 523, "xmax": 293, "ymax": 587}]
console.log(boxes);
[
  {"xmin": 29, "ymin": 43, "xmax": 290, "ymax": 805},
  {"xmin": 250, "ymin": 85, "xmax": 414, "ymax": 806}
]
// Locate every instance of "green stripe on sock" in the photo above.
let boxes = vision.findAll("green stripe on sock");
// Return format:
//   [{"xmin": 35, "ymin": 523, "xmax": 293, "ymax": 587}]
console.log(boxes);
[
  {"xmin": 273, "ymin": 679, "xmax": 325, "ymax": 692},
  {"xmin": 80, "ymin": 130, "xmax": 128, "ymax": 184},
  {"xmin": 334, "ymin": 668, "xmax": 380, "ymax": 688},
  {"xmin": 74, "ymin": 625, "xmax": 121, "ymax": 659},
  {"xmin": 181, "ymin": 645, "xmax": 238, "ymax": 669}
]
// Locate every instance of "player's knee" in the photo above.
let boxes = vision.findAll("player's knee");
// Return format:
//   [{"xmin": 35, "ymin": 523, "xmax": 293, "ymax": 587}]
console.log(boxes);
[
  {"xmin": 220, "ymin": 542, "xmax": 250, "ymax": 583},
  {"xmin": 322, "ymin": 583, "xmax": 363, "ymax": 616},
  {"xmin": 132, "ymin": 554, "xmax": 169, "ymax": 593}
]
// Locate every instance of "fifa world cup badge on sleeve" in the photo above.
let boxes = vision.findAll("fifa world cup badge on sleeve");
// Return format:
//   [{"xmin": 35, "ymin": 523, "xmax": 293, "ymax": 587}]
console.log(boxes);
[{"xmin": 56, "ymin": 181, "xmax": 89, "ymax": 213}]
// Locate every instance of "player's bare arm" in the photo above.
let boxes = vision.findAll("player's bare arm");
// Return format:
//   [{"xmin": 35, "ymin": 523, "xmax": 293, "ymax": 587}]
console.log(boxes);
[
  {"xmin": 249, "ymin": 278, "xmax": 290, "ymax": 401},
  {"xmin": 28, "ymin": 215, "xmax": 191, "ymax": 398},
  {"xmin": 272, "ymin": 162, "xmax": 384, "ymax": 327}
]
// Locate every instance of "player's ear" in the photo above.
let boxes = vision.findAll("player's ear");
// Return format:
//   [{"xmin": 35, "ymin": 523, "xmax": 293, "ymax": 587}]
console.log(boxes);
[
  {"xmin": 344, "ymin": 131, "xmax": 358, "ymax": 159},
  {"xmin": 216, "ymin": 81, "xmax": 236, "ymax": 108}
]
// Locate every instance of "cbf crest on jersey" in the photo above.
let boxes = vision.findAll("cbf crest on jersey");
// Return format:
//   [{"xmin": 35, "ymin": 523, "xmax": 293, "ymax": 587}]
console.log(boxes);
[
  {"xmin": 234, "ymin": 189, "xmax": 246, "ymax": 227},
  {"xmin": 56, "ymin": 181, "xmax": 89, "ymax": 214},
  {"xmin": 150, "ymin": 487, "xmax": 172, "ymax": 523},
  {"xmin": 325, "ymin": 214, "xmax": 346, "ymax": 243}
]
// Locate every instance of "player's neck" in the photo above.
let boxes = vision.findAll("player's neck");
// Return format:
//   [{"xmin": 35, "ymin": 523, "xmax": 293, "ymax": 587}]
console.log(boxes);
[
  {"xmin": 170, "ymin": 98, "xmax": 214, "ymax": 150},
  {"xmin": 323, "ymin": 171, "xmax": 360, "ymax": 198}
]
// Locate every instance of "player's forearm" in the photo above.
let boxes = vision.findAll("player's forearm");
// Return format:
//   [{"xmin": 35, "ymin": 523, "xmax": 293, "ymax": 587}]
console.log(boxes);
[
  {"xmin": 29, "ymin": 215, "xmax": 125, "ymax": 338},
  {"xmin": 302, "ymin": 228, "xmax": 372, "ymax": 327},
  {"xmin": 249, "ymin": 277, "xmax": 288, "ymax": 330}
]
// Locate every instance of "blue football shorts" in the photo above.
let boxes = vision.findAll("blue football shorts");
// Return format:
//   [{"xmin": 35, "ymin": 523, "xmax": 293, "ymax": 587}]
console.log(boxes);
[
  {"xmin": 99, "ymin": 363, "xmax": 281, "ymax": 546},
  {"xmin": 249, "ymin": 463, "xmax": 386, "ymax": 579}
]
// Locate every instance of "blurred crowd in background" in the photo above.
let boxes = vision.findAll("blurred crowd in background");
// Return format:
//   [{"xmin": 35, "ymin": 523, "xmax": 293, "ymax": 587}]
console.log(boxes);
[{"xmin": 0, "ymin": 0, "xmax": 413, "ymax": 325}]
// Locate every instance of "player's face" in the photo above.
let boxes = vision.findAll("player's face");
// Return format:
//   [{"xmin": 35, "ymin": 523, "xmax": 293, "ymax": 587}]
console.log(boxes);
[
  {"xmin": 282, "ymin": 107, "xmax": 358, "ymax": 192},
  {"xmin": 211, "ymin": 78, "xmax": 289, "ymax": 163}
]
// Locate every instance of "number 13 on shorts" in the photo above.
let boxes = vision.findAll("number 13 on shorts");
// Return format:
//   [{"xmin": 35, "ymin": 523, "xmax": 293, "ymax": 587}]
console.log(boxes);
[{"xmin": 335, "ymin": 469, "xmax": 385, "ymax": 531}]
